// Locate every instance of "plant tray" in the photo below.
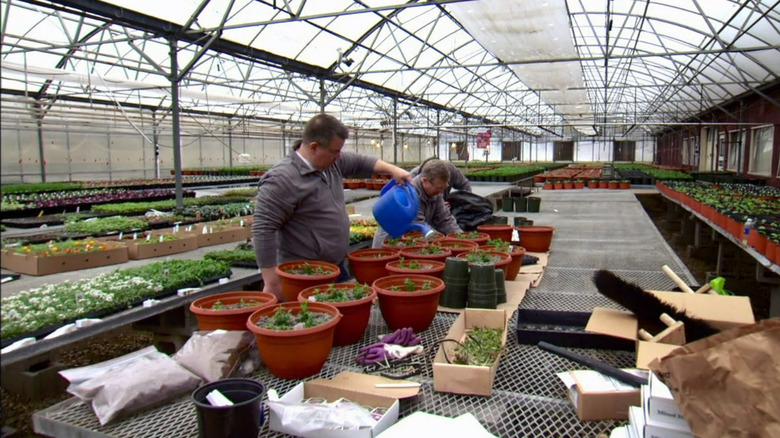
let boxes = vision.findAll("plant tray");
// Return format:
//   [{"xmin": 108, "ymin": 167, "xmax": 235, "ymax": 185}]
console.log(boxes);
[
  {"xmin": 515, "ymin": 309, "xmax": 634, "ymax": 351},
  {"xmin": 195, "ymin": 226, "xmax": 251, "ymax": 247},
  {"xmin": 0, "ymin": 271, "xmax": 231, "ymax": 348},
  {"xmin": 104, "ymin": 234, "xmax": 199, "ymax": 260},
  {"xmin": 0, "ymin": 246, "xmax": 129, "ymax": 276}
]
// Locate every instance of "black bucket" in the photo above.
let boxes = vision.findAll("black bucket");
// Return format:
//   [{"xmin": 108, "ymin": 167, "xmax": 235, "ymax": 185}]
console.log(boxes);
[{"xmin": 192, "ymin": 378, "xmax": 266, "ymax": 438}]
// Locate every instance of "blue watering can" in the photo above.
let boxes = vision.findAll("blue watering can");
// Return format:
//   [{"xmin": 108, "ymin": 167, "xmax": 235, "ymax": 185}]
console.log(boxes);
[{"xmin": 373, "ymin": 179, "xmax": 435, "ymax": 238}]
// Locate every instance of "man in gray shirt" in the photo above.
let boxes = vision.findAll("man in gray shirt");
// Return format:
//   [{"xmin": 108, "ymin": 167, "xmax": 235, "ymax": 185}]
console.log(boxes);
[
  {"xmin": 372, "ymin": 159, "xmax": 462, "ymax": 248},
  {"xmin": 253, "ymin": 114, "xmax": 411, "ymax": 301},
  {"xmin": 410, "ymin": 158, "xmax": 471, "ymax": 203}
]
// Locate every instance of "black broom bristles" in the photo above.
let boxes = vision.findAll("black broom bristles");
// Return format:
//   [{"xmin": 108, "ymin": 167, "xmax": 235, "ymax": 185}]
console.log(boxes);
[{"xmin": 593, "ymin": 270, "xmax": 718, "ymax": 342}]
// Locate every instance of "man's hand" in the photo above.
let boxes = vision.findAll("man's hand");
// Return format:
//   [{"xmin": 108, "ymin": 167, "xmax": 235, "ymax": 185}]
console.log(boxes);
[
  {"xmin": 374, "ymin": 159, "xmax": 412, "ymax": 186},
  {"xmin": 261, "ymin": 267, "xmax": 284, "ymax": 302}
]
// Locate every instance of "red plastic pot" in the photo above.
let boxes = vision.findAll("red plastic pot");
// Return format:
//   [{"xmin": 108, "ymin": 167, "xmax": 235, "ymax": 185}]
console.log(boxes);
[
  {"xmin": 347, "ymin": 248, "xmax": 400, "ymax": 285},
  {"xmin": 477, "ymin": 245, "xmax": 526, "ymax": 281},
  {"xmin": 477, "ymin": 224, "xmax": 514, "ymax": 242},
  {"xmin": 190, "ymin": 291, "xmax": 278, "ymax": 331},
  {"xmin": 516, "ymin": 226, "xmax": 555, "ymax": 252},
  {"xmin": 385, "ymin": 259, "xmax": 445, "ymax": 278},
  {"xmin": 455, "ymin": 250, "xmax": 512, "ymax": 279},
  {"xmin": 276, "ymin": 260, "xmax": 341, "ymax": 302},
  {"xmin": 246, "ymin": 301, "xmax": 341, "ymax": 379},
  {"xmin": 298, "ymin": 283, "xmax": 376, "ymax": 346},
  {"xmin": 373, "ymin": 274, "xmax": 444, "ymax": 332},
  {"xmin": 435, "ymin": 238, "xmax": 479, "ymax": 256}
]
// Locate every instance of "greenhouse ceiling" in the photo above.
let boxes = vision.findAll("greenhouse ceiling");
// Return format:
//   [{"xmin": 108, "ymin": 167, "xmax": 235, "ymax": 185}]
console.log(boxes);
[{"xmin": 1, "ymin": 0, "xmax": 779, "ymax": 139}]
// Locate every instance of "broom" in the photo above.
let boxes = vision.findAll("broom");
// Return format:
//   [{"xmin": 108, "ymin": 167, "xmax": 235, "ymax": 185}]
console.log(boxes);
[{"xmin": 593, "ymin": 270, "xmax": 718, "ymax": 342}]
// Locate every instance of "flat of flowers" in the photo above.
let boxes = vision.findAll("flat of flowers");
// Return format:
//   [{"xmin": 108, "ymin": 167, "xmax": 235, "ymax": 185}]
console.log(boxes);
[{"xmin": 0, "ymin": 245, "xmax": 129, "ymax": 276}]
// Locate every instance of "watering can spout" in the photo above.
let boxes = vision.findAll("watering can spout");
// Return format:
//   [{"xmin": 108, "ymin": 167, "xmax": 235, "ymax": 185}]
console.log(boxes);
[{"xmin": 408, "ymin": 222, "xmax": 436, "ymax": 240}]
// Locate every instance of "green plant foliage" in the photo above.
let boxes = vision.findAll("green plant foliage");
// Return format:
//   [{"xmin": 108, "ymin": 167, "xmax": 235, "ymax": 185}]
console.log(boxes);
[
  {"xmin": 64, "ymin": 216, "xmax": 149, "ymax": 234},
  {"xmin": 452, "ymin": 327, "xmax": 504, "ymax": 366}
]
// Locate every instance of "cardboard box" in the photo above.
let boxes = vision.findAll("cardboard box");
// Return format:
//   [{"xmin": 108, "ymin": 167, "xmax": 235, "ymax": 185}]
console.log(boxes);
[
  {"xmin": 645, "ymin": 373, "xmax": 692, "ymax": 432},
  {"xmin": 0, "ymin": 246, "xmax": 129, "ymax": 276},
  {"xmin": 433, "ymin": 309, "xmax": 508, "ymax": 396},
  {"xmin": 194, "ymin": 225, "xmax": 251, "ymax": 247},
  {"xmin": 641, "ymin": 384, "xmax": 693, "ymax": 438},
  {"xmin": 103, "ymin": 233, "xmax": 199, "ymax": 260},
  {"xmin": 268, "ymin": 371, "xmax": 417, "ymax": 438},
  {"xmin": 585, "ymin": 292, "xmax": 754, "ymax": 368},
  {"xmin": 559, "ymin": 369, "xmax": 645, "ymax": 421},
  {"xmin": 628, "ymin": 405, "xmax": 644, "ymax": 438}
]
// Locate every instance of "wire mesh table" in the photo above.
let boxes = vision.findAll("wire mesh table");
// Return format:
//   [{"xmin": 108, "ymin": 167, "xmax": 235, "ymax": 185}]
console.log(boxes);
[{"xmin": 33, "ymin": 189, "xmax": 695, "ymax": 437}]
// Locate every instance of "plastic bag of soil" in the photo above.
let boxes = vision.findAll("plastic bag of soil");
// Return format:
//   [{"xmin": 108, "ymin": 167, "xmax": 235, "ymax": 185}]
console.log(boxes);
[{"xmin": 448, "ymin": 192, "xmax": 495, "ymax": 231}]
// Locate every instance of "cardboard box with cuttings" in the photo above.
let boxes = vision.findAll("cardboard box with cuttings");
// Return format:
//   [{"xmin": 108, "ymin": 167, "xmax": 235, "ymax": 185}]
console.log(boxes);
[
  {"xmin": 433, "ymin": 308, "xmax": 508, "ymax": 396},
  {"xmin": 267, "ymin": 371, "xmax": 419, "ymax": 438},
  {"xmin": 585, "ymin": 291, "xmax": 754, "ymax": 369}
]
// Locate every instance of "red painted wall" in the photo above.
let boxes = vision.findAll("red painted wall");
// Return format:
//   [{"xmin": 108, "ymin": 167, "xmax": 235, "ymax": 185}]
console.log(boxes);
[{"xmin": 655, "ymin": 83, "xmax": 780, "ymax": 187}]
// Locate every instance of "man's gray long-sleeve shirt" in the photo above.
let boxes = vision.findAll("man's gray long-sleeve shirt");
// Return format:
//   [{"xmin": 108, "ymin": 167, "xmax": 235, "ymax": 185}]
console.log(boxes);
[{"xmin": 252, "ymin": 151, "xmax": 377, "ymax": 268}]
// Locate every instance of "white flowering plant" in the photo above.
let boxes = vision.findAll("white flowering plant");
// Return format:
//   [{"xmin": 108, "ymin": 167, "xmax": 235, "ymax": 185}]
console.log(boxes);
[
  {"xmin": 1, "ymin": 271, "xmax": 163, "ymax": 340},
  {"xmin": 1, "ymin": 259, "xmax": 232, "ymax": 341}
]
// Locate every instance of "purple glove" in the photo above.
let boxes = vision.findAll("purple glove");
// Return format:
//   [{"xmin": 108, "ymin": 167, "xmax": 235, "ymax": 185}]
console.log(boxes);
[
  {"xmin": 356, "ymin": 342, "xmax": 391, "ymax": 365},
  {"xmin": 379, "ymin": 327, "xmax": 421, "ymax": 347}
]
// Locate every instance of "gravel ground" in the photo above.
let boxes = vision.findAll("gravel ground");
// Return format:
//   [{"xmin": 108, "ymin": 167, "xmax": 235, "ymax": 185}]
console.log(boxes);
[{"xmin": 1, "ymin": 192, "xmax": 770, "ymax": 437}]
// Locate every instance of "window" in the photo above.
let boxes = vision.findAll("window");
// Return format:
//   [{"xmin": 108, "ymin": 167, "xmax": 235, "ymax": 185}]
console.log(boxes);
[
  {"xmin": 681, "ymin": 137, "xmax": 692, "ymax": 165},
  {"xmin": 726, "ymin": 129, "xmax": 746, "ymax": 172},
  {"xmin": 749, "ymin": 125, "xmax": 773, "ymax": 176}
]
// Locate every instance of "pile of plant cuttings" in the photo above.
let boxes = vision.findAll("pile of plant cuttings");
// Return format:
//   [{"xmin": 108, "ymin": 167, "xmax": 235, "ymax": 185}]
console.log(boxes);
[
  {"xmin": 451, "ymin": 327, "xmax": 504, "ymax": 367},
  {"xmin": 256, "ymin": 302, "xmax": 332, "ymax": 330}
]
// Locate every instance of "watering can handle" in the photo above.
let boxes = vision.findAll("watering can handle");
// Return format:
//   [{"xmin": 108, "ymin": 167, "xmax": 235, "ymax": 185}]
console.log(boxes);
[{"xmin": 379, "ymin": 179, "xmax": 397, "ymax": 196}]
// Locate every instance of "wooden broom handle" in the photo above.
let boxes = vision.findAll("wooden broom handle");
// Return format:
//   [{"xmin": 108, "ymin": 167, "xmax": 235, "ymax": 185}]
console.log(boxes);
[{"xmin": 662, "ymin": 265, "xmax": 694, "ymax": 293}]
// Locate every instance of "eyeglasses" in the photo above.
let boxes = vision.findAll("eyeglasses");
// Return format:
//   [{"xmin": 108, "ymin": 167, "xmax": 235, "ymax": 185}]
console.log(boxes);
[{"xmin": 424, "ymin": 178, "xmax": 449, "ymax": 192}]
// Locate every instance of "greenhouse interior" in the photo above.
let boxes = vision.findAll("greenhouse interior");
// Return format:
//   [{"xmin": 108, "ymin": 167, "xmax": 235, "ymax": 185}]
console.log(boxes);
[{"xmin": 1, "ymin": 1, "xmax": 779, "ymax": 437}]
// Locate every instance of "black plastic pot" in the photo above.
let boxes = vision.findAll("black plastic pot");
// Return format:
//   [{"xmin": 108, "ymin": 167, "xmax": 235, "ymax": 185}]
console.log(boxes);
[
  {"xmin": 440, "ymin": 257, "xmax": 470, "ymax": 308},
  {"xmin": 514, "ymin": 197, "xmax": 528, "ymax": 212},
  {"xmin": 192, "ymin": 378, "xmax": 266, "ymax": 438}
]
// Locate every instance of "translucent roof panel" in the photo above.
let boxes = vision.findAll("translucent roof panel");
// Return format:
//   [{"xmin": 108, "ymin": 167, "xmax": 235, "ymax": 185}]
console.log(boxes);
[{"xmin": 1, "ymin": 0, "xmax": 778, "ymax": 139}]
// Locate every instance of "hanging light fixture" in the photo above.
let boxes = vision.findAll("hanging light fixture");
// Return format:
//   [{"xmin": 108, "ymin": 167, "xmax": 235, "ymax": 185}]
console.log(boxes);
[
  {"xmin": 403, "ymin": 144, "xmax": 409, "ymax": 150},
  {"xmin": 450, "ymin": 142, "xmax": 457, "ymax": 149}
]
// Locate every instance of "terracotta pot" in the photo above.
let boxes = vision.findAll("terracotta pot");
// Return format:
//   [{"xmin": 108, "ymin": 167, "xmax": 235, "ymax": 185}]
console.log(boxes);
[
  {"xmin": 544, "ymin": 182, "xmax": 554, "ymax": 190},
  {"xmin": 445, "ymin": 232, "xmax": 490, "ymax": 246},
  {"xmin": 246, "ymin": 301, "xmax": 341, "ymax": 379},
  {"xmin": 435, "ymin": 238, "xmax": 479, "ymax": 256},
  {"xmin": 190, "ymin": 291, "xmax": 278, "ymax": 331},
  {"xmin": 298, "ymin": 283, "xmax": 376, "ymax": 346},
  {"xmin": 456, "ymin": 250, "xmax": 512, "ymax": 279},
  {"xmin": 373, "ymin": 274, "xmax": 445, "ymax": 332},
  {"xmin": 386, "ymin": 259, "xmax": 445, "ymax": 278},
  {"xmin": 477, "ymin": 224, "xmax": 514, "ymax": 242},
  {"xmin": 516, "ymin": 226, "xmax": 555, "ymax": 252},
  {"xmin": 276, "ymin": 260, "xmax": 341, "ymax": 302},
  {"xmin": 398, "ymin": 245, "xmax": 452, "ymax": 264},
  {"xmin": 477, "ymin": 245, "xmax": 526, "ymax": 281},
  {"xmin": 619, "ymin": 182, "xmax": 631, "ymax": 189},
  {"xmin": 563, "ymin": 182, "xmax": 573, "ymax": 190},
  {"xmin": 574, "ymin": 181, "xmax": 585, "ymax": 189},
  {"xmin": 587, "ymin": 181, "xmax": 598, "ymax": 189},
  {"xmin": 598, "ymin": 181, "xmax": 609, "ymax": 189},
  {"xmin": 608, "ymin": 181, "xmax": 619, "ymax": 189},
  {"xmin": 347, "ymin": 248, "xmax": 400, "ymax": 285}
]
